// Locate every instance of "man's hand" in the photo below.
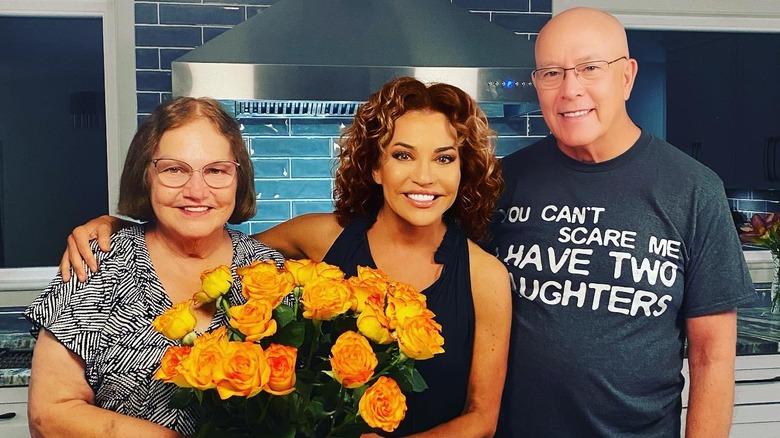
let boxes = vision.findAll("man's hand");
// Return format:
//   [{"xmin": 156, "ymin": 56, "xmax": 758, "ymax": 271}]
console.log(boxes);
[{"xmin": 59, "ymin": 215, "xmax": 121, "ymax": 282}]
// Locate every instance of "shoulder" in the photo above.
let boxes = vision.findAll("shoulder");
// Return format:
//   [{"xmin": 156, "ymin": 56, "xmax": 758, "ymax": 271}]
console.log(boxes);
[
  {"xmin": 646, "ymin": 134, "xmax": 723, "ymax": 186},
  {"xmin": 467, "ymin": 240, "xmax": 510, "ymax": 296}
]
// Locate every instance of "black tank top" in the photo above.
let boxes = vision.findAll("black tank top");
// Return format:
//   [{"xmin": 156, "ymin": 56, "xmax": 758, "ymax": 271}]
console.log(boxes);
[{"xmin": 323, "ymin": 216, "xmax": 475, "ymax": 435}]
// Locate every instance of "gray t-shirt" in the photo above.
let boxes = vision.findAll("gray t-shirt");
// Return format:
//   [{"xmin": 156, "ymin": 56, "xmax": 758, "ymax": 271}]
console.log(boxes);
[{"xmin": 488, "ymin": 131, "xmax": 757, "ymax": 437}]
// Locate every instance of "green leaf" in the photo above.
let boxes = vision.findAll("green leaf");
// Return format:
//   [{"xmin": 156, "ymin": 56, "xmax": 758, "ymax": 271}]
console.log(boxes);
[
  {"xmin": 274, "ymin": 320, "xmax": 306, "ymax": 348},
  {"xmin": 168, "ymin": 387, "xmax": 196, "ymax": 408},
  {"xmin": 407, "ymin": 367, "xmax": 429, "ymax": 392},
  {"xmin": 273, "ymin": 304, "xmax": 296, "ymax": 328}
]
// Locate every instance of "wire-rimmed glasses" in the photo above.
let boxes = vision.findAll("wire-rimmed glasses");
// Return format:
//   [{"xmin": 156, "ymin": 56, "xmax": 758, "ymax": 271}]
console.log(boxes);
[
  {"xmin": 531, "ymin": 56, "xmax": 628, "ymax": 89},
  {"xmin": 151, "ymin": 158, "xmax": 240, "ymax": 188}
]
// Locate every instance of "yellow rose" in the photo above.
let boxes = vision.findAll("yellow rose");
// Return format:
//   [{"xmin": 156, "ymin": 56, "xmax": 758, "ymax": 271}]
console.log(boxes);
[
  {"xmin": 177, "ymin": 326, "xmax": 228, "ymax": 390},
  {"xmin": 385, "ymin": 283, "xmax": 427, "ymax": 330},
  {"xmin": 263, "ymin": 343, "xmax": 297, "ymax": 395},
  {"xmin": 396, "ymin": 313, "xmax": 445, "ymax": 360},
  {"xmin": 300, "ymin": 277, "xmax": 352, "ymax": 320},
  {"xmin": 285, "ymin": 259, "xmax": 345, "ymax": 286},
  {"xmin": 151, "ymin": 300, "xmax": 196, "ymax": 341},
  {"xmin": 154, "ymin": 345, "xmax": 191, "ymax": 387},
  {"xmin": 330, "ymin": 331, "xmax": 377, "ymax": 389},
  {"xmin": 193, "ymin": 265, "xmax": 233, "ymax": 303},
  {"xmin": 237, "ymin": 260, "xmax": 295, "ymax": 307},
  {"xmin": 228, "ymin": 299, "xmax": 277, "ymax": 342},
  {"xmin": 356, "ymin": 295, "xmax": 394, "ymax": 344},
  {"xmin": 358, "ymin": 376, "xmax": 407, "ymax": 432},
  {"xmin": 212, "ymin": 341, "xmax": 270, "ymax": 400},
  {"xmin": 356, "ymin": 266, "xmax": 390, "ymax": 284}
]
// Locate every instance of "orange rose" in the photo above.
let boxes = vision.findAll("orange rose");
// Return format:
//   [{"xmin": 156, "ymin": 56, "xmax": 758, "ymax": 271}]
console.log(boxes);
[
  {"xmin": 356, "ymin": 266, "xmax": 390, "ymax": 284},
  {"xmin": 346, "ymin": 276, "xmax": 385, "ymax": 314},
  {"xmin": 154, "ymin": 345, "xmax": 191, "ymax": 387},
  {"xmin": 300, "ymin": 277, "xmax": 352, "ymax": 320},
  {"xmin": 263, "ymin": 343, "xmax": 297, "ymax": 395},
  {"xmin": 330, "ymin": 331, "xmax": 377, "ymax": 389},
  {"xmin": 212, "ymin": 341, "xmax": 270, "ymax": 400},
  {"xmin": 228, "ymin": 299, "xmax": 277, "ymax": 342},
  {"xmin": 151, "ymin": 300, "xmax": 196, "ymax": 341},
  {"xmin": 285, "ymin": 259, "xmax": 345, "ymax": 286},
  {"xmin": 177, "ymin": 326, "xmax": 229, "ymax": 390},
  {"xmin": 358, "ymin": 376, "xmax": 407, "ymax": 432},
  {"xmin": 237, "ymin": 260, "xmax": 294, "ymax": 307},
  {"xmin": 356, "ymin": 295, "xmax": 394, "ymax": 344},
  {"xmin": 386, "ymin": 283, "xmax": 427, "ymax": 330},
  {"xmin": 396, "ymin": 313, "xmax": 445, "ymax": 360},
  {"xmin": 193, "ymin": 265, "xmax": 233, "ymax": 303}
]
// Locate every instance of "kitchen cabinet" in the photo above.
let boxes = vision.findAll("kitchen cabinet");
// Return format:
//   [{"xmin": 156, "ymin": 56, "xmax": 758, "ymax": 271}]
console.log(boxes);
[
  {"xmin": 666, "ymin": 33, "xmax": 780, "ymax": 189},
  {"xmin": 0, "ymin": 387, "xmax": 29, "ymax": 438},
  {"xmin": 666, "ymin": 36, "xmax": 738, "ymax": 184},
  {"xmin": 681, "ymin": 354, "xmax": 780, "ymax": 437}
]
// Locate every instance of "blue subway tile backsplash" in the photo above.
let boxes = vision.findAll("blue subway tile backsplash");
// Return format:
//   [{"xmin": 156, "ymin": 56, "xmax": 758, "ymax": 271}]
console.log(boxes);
[
  {"xmin": 135, "ymin": 25, "xmax": 202, "ymax": 47},
  {"xmin": 452, "ymin": 0, "xmax": 529, "ymax": 12},
  {"xmin": 159, "ymin": 4, "xmax": 245, "ymax": 25}
]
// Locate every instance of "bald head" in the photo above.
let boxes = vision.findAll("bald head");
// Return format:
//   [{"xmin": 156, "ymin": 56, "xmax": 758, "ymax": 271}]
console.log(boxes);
[{"xmin": 536, "ymin": 7, "xmax": 629, "ymax": 68}]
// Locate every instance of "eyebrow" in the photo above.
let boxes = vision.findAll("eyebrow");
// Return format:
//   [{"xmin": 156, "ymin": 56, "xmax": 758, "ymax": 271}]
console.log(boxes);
[
  {"xmin": 392, "ymin": 142, "xmax": 457, "ymax": 153},
  {"xmin": 537, "ymin": 55, "xmax": 600, "ymax": 68}
]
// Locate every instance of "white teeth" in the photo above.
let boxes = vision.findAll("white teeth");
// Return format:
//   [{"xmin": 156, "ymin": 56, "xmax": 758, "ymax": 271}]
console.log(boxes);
[
  {"xmin": 407, "ymin": 193, "xmax": 435, "ymax": 201},
  {"xmin": 563, "ymin": 109, "xmax": 590, "ymax": 117},
  {"xmin": 184, "ymin": 206, "xmax": 208, "ymax": 212}
]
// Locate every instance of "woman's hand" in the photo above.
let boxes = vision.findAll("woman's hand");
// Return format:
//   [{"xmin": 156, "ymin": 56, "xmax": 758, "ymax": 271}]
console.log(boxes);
[{"xmin": 60, "ymin": 215, "xmax": 124, "ymax": 282}]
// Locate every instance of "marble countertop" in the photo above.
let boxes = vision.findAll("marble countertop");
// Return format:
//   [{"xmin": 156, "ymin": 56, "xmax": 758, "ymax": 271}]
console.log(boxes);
[{"xmin": 735, "ymin": 307, "xmax": 780, "ymax": 356}]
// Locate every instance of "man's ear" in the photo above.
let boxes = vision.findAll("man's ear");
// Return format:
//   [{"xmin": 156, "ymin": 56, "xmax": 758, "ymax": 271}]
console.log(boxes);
[{"xmin": 623, "ymin": 58, "xmax": 639, "ymax": 101}]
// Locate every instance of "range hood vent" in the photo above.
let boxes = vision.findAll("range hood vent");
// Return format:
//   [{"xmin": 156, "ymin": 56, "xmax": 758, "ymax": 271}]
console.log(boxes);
[
  {"xmin": 173, "ymin": 0, "xmax": 539, "ymax": 112},
  {"xmin": 236, "ymin": 100, "xmax": 361, "ymax": 118}
]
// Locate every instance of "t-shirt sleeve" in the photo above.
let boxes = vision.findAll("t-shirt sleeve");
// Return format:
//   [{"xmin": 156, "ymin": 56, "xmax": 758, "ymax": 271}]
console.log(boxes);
[
  {"xmin": 24, "ymin": 237, "xmax": 129, "ymax": 366},
  {"xmin": 682, "ymin": 188, "xmax": 758, "ymax": 317}
]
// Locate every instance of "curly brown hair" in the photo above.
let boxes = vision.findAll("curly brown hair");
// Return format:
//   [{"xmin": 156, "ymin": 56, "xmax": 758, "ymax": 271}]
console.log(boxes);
[
  {"xmin": 118, "ymin": 97, "xmax": 255, "ymax": 224},
  {"xmin": 333, "ymin": 76, "xmax": 503, "ymax": 241}
]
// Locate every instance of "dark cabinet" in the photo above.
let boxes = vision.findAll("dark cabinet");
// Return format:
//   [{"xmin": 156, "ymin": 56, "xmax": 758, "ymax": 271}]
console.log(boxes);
[
  {"xmin": 666, "ymin": 34, "xmax": 780, "ymax": 189},
  {"xmin": 667, "ymin": 36, "xmax": 738, "ymax": 184}
]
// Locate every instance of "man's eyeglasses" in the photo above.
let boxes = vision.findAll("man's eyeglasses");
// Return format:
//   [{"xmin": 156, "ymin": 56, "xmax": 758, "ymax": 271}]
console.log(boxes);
[
  {"xmin": 151, "ymin": 158, "xmax": 240, "ymax": 188},
  {"xmin": 531, "ymin": 56, "xmax": 628, "ymax": 90}
]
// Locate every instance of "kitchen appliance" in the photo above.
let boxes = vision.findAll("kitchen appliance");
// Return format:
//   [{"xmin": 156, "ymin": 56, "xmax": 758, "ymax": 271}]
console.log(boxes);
[{"xmin": 172, "ymin": 0, "xmax": 540, "ymax": 117}]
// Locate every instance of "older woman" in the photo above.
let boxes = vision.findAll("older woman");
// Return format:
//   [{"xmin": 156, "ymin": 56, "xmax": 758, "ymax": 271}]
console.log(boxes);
[
  {"xmin": 25, "ymin": 97, "xmax": 283, "ymax": 437},
  {"xmin": 60, "ymin": 77, "xmax": 511, "ymax": 437}
]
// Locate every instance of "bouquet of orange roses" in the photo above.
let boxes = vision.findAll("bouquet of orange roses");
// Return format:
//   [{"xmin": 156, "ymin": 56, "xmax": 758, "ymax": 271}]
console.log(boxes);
[{"xmin": 152, "ymin": 259, "xmax": 445, "ymax": 437}]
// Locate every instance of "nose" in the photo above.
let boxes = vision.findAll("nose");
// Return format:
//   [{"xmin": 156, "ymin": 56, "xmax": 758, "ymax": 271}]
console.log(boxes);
[
  {"xmin": 560, "ymin": 68, "xmax": 585, "ymax": 98},
  {"xmin": 412, "ymin": 160, "xmax": 436, "ymax": 185},
  {"xmin": 182, "ymin": 170, "xmax": 210, "ymax": 198}
]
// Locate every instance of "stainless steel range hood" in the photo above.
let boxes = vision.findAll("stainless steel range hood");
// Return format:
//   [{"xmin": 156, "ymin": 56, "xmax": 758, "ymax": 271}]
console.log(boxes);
[{"xmin": 172, "ymin": 0, "xmax": 539, "ymax": 116}]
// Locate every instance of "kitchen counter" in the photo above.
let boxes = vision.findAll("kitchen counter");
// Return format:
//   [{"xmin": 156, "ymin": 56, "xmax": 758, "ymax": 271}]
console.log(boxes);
[{"xmin": 736, "ymin": 307, "xmax": 780, "ymax": 355}]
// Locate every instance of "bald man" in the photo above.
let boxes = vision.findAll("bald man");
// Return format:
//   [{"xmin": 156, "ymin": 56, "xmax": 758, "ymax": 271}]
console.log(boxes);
[{"xmin": 486, "ymin": 7, "xmax": 756, "ymax": 437}]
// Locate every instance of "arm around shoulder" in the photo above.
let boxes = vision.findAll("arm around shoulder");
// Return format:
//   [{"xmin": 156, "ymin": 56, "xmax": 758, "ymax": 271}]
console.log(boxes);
[{"xmin": 254, "ymin": 213, "xmax": 343, "ymax": 261}]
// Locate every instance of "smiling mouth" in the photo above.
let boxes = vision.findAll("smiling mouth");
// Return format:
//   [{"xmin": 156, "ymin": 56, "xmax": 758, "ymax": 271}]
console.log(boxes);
[
  {"xmin": 406, "ymin": 193, "xmax": 437, "ymax": 202},
  {"xmin": 182, "ymin": 206, "xmax": 210, "ymax": 212},
  {"xmin": 562, "ymin": 109, "xmax": 592, "ymax": 117}
]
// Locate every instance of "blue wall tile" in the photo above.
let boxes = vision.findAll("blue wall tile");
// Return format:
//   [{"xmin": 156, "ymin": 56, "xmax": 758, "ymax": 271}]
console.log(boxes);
[
  {"xmin": 253, "ymin": 201, "xmax": 291, "ymax": 221},
  {"xmin": 291, "ymin": 159, "xmax": 336, "ymax": 178},
  {"xmin": 136, "ymin": 48, "xmax": 159, "ymax": 69},
  {"xmin": 528, "ymin": 116, "xmax": 550, "ymax": 136},
  {"xmin": 491, "ymin": 13, "xmax": 550, "ymax": 33},
  {"xmin": 137, "ymin": 92, "xmax": 162, "ymax": 113},
  {"xmin": 254, "ymin": 179, "xmax": 332, "ymax": 200},
  {"xmin": 249, "ymin": 138, "xmax": 331, "ymax": 157},
  {"xmin": 290, "ymin": 119, "xmax": 351, "ymax": 136},
  {"xmin": 250, "ymin": 221, "xmax": 279, "ymax": 234},
  {"xmin": 135, "ymin": 25, "xmax": 202, "ymax": 48},
  {"xmin": 531, "ymin": 0, "xmax": 552, "ymax": 13},
  {"xmin": 452, "ymin": 0, "xmax": 529, "ymax": 12},
  {"xmin": 204, "ymin": 27, "xmax": 231, "ymax": 43},
  {"xmin": 135, "ymin": 3, "xmax": 158, "ymax": 24},
  {"xmin": 160, "ymin": 48, "xmax": 190, "ymax": 69},
  {"xmin": 136, "ymin": 71, "xmax": 172, "ymax": 92},
  {"xmin": 489, "ymin": 117, "xmax": 528, "ymax": 136},
  {"xmin": 226, "ymin": 222, "xmax": 250, "ymax": 234},
  {"xmin": 240, "ymin": 119, "xmax": 290, "ymax": 136},
  {"xmin": 247, "ymin": 7, "xmax": 266, "ymax": 18},
  {"xmin": 160, "ymin": 4, "xmax": 244, "ymax": 25},
  {"xmin": 252, "ymin": 158, "xmax": 289, "ymax": 178},
  {"xmin": 293, "ymin": 201, "xmax": 335, "ymax": 216}
]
